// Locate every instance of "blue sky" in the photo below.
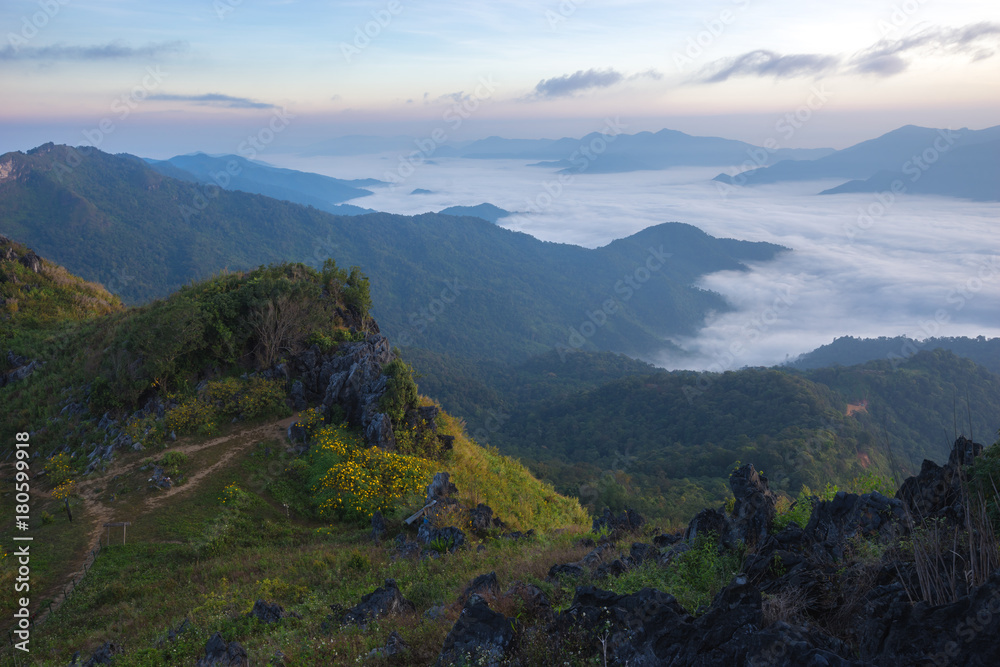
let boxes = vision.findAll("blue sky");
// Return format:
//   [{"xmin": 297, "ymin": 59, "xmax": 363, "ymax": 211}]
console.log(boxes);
[{"xmin": 1, "ymin": 0, "xmax": 998, "ymax": 156}]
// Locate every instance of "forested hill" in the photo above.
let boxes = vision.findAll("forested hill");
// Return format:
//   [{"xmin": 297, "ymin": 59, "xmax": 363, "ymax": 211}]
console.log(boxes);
[
  {"xmin": 0, "ymin": 143, "xmax": 785, "ymax": 362},
  {"xmin": 486, "ymin": 349, "xmax": 1000, "ymax": 521}
]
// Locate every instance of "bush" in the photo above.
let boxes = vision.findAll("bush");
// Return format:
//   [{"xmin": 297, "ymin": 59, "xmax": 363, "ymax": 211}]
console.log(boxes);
[
  {"xmin": 44, "ymin": 453, "xmax": 73, "ymax": 486},
  {"xmin": 379, "ymin": 359, "xmax": 418, "ymax": 424},
  {"xmin": 165, "ymin": 397, "xmax": 217, "ymax": 436},
  {"xmin": 205, "ymin": 376, "xmax": 289, "ymax": 420},
  {"xmin": 311, "ymin": 446, "xmax": 432, "ymax": 524}
]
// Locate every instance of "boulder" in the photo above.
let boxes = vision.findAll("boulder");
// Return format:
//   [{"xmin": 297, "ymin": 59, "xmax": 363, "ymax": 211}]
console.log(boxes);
[
  {"xmin": 461, "ymin": 571, "xmax": 501, "ymax": 602},
  {"xmin": 417, "ymin": 524, "xmax": 466, "ymax": 552},
  {"xmin": 342, "ymin": 578, "xmax": 415, "ymax": 628},
  {"xmin": 437, "ymin": 594, "xmax": 515, "ymax": 667},
  {"xmin": 592, "ymin": 507, "xmax": 646, "ymax": 537},
  {"xmin": 196, "ymin": 633, "xmax": 248, "ymax": 667},
  {"xmin": 468, "ymin": 503, "xmax": 507, "ymax": 533},
  {"xmin": 247, "ymin": 599, "xmax": 295, "ymax": 624}
]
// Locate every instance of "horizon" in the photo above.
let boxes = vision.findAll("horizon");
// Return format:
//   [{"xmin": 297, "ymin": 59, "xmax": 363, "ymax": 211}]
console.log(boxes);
[{"xmin": 2, "ymin": 1, "xmax": 999, "ymax": 156}]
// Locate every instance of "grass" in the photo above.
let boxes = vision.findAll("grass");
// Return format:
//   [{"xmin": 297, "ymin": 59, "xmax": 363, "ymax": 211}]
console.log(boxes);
[{"xmin": 439, "ymin": 410, "xmax": 589, "ymax": 532}]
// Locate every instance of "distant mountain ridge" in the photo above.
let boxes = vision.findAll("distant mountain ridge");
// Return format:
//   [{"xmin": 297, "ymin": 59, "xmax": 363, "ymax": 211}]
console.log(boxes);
[
  {"xmin": 788, "ymin": 335, "xmax": 1000, "ymax": 374},
  {"xmin": 144, "ymin": 152, "xmax": 380, "ymax": 214},
  {"xmin": 715, "ymin": 124, "xmax": 1000, "ymax": 201},
  {"xmin": 300, "ymin": 127, "xmax": 834, "ymax": 173}
]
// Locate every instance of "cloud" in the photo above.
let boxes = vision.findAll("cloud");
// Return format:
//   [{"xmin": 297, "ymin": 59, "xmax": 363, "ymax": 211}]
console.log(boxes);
[
  {"xmin": 532, "ymin": 68, "xmax": 624, "ymax": 98},
  {"xmin": 849, "ymin": 22, "xmax": 1000, "ymax": 76},
  {"xmin": 696, "ymin": 22, "xmax": 1000, "ymax": 83},
  {"xmin": 148, "ymin": 93, "xmax": 276, "ymax": 109},
  {"xmin": 529, "ymin": 68, "xmax": 662, "ymax": 99},
  {"xmin": 699, "ymin": 50, "xmax": 840, "ymax": 83},
  {"xmin": 0, "ymin": 40, "xmax": 188, "ymax": 61}
]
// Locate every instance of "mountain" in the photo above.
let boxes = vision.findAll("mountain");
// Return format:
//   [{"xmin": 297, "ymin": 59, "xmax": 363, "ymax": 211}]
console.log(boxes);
[
  {"xmin": 714, "ymin": 124, "xmax": 1000, "ymax": 199},
  {"xmin": 436, "ymin": 203, "xmax": 513, "ymax": 223},
  {"xmin": 461, "ymin": 128, "xmax": 834, "ymax": 173},
  {"xmin": 788, "ymin": 335, "xmax": 1000, "ymax": 374},
  {"xmin": 0, "ymin": 143, "xmax": 786, "ymax": 363},
  {"xmin": 818, "ymin": 139, "xmax": 1000, "ymax": 201},
  {"xmin": 144, "ymin": 152, "xmax": 380, "ymax": 214}
]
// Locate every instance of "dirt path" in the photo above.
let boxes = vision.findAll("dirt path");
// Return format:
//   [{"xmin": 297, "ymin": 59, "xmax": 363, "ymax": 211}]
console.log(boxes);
[{"xmin": 32, "ymin": 414, "xmax": 299, "ymax": 626}]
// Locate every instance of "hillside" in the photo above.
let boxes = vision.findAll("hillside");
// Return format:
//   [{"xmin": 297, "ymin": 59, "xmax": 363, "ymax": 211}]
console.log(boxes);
[
  {"xmin": 481, "ymin": 349, "xmax": 1000, "ymax": 522},
  {"xmin": 0, "ymin": 143, "xmax": 786, "ymax": 362},
  {"xmin": 0, "ymin": 249, "xmax": 588, "ymax": 663},
  {"xmin": 0, "ymin": 234, "xmax": 123, "ymax": 337}
]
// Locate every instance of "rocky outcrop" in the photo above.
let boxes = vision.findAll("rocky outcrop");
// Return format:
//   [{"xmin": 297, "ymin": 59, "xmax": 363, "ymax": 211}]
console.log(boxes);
[
  {"xmin": 426, "ymin": 471, "xmax": 458, "ymax": 504},
  {"xmin": 729, "ymin": 464, "xmax": 777, "ymax": 549},
  {"xmin": 288, "ymin": 335, "xmax": 398, "ymax": 449},
  {"xmin": 1, "ymin": 350, "xmax": 42, "ymax": 389}
]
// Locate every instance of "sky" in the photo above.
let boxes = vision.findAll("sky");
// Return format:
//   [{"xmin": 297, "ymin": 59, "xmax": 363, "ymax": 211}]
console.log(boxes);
[{"xmin": 1, "ymin": 0, "xmax": 999, "ymax": 157}]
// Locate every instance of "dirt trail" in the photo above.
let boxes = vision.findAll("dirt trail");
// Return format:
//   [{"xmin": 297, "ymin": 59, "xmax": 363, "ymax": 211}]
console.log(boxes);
[{"xmin": 32, "ymin": 414, "xmax": 299, "ymax": 626}]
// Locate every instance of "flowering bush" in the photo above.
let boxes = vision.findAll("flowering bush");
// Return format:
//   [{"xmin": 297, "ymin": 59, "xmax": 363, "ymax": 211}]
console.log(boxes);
[
  {"xmin": 311, "ymin": 446, "xmax": 432, "ymax": 523},
  {"xmin": 44, "ymin": 453, "xmax": 73, "ymax": 486},
  {"xmin": 52, "ymin": 479, "xmax": 76, "ymax": 501},
  {"xmin": 165, "ymin": 397, "xmax": 217, "ymax": 436}
]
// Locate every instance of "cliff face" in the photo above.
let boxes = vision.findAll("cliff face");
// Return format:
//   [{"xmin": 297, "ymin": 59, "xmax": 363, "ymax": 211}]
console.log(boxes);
[{"xmin": 285, "ymin": 332, "xmax": 398, "ymax": 450}]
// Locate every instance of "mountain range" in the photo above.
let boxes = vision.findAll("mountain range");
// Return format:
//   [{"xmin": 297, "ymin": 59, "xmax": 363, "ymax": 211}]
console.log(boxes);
[{"xmin": 0, "ymin": 142, "xmax": 784, "ymax": 363}]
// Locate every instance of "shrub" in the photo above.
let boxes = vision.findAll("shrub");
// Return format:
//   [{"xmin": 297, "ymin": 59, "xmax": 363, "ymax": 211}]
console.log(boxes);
[
  {"xmin": 165, "ymin": 397, "xmax": 217, "ymax": 436},
  {"xmin": 379, "ymin": 358, "xmax": 418, "ymax": 424},
  {"xmin": 205, "ymin": 376, "xmax": 289, "ymax": 420},
  {"xmin": 52, "ymin": 480, "xmax": 75, "ymax": 501},
  {"xmin": 311, "ymin": 446, "xmax": 432, "ymax": 523},
  {"xmin": 44, "ymin": 453, "xmax": 73, "ymax": 486}
]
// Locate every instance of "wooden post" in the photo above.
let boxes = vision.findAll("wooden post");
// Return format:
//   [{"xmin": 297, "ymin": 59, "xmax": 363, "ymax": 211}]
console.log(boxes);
[{"xmin": 102, "ymin": 522, "xmax": 132, "ymax": 546}]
